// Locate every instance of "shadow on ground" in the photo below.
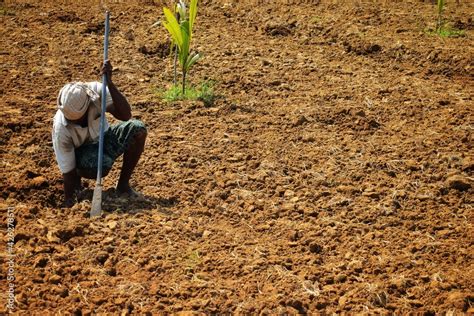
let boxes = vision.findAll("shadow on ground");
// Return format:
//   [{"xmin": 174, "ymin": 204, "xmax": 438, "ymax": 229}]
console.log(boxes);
[{"xmin": 77, "ymin": 188, "xmax": 179, "ymax": 215}]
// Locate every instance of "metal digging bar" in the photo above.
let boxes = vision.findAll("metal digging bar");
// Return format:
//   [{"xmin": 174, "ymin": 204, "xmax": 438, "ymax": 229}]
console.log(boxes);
[{"xmin": 91, "ymin": 11, "xmax": 110, "ymax": 217}]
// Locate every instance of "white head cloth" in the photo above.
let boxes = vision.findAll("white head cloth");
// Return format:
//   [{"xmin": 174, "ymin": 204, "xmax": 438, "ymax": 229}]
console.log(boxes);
[{"xmin": 57, "ymin": 82, "xmax": 99, "ymax": 120}]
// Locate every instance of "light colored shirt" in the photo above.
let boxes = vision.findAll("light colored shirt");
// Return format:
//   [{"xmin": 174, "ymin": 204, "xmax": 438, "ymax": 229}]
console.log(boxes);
[{"xmin": 52, "ymin": 82, "xmax": 113, "ymax": 174}]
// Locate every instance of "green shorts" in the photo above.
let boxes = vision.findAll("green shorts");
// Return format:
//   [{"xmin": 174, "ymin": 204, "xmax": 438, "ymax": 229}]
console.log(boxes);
[{"xmin": 75, "ymin": 119, "xmax": 146, "ymax": 173}]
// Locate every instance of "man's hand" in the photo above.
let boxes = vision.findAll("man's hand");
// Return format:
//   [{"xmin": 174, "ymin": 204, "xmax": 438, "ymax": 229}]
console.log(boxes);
[
  {"xmin": 101, "ymin": 60, "xmax": 113, "ymax": 83},
  {"xmin": 64, "ymin": 198, "xmax": 75, "ymax": 208},
  {"xmin": 101, "ymin": 60, "xmax": 132, "ymax": 121},
  {"xmin": 63, "ymin": 169, "xmax": 81, "ymax": 208}
]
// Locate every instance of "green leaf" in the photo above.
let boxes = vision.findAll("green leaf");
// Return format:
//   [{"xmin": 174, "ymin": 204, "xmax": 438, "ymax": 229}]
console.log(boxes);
[
  {"xmin": 189, "ymin": 0, "xmax": 198, "ymax": 39},
  {"xmin": 163, "ymin": 7, "xmax": 183, "ymax": 47},
  {"xmin": 179, "ymin": 20, "xmax": 190, "ymax": 66},
  {"xmin": 186, "ymin": 52, "xmax": 201, "ymax": 71}
]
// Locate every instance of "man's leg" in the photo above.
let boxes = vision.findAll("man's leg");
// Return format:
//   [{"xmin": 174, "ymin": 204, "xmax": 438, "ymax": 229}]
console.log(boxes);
[
  {"xmin": 116, "ymin": 129, "xmax": 147, "ymax": 194},
  {"xmin": 76, "ymin": 141, "xmax": 113, "ymax": 180},
  {"xmin": 104, "ymin": 119, "xmax": 147, "ymax": 195}
]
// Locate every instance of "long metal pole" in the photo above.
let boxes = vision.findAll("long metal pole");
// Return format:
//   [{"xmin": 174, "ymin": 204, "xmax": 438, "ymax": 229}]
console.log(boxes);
[
  {"xmin": 91, "ymin": 11, "xmax": 110, "ymax": 217},
  {"xmin": 97, "ymin": 11, "xmax": 110, "ymax": 186}
]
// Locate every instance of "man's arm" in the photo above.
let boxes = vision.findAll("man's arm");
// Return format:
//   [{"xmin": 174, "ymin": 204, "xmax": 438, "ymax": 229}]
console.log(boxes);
[
  {"xmin": 53, "ymin": 126, "xmax": 81, "ymax": 207},
  {"xmin": 102, "ymin": 60, "xmax": 132, "ymax": 121},
  {"xmin": 63, "ymin": 170, "xmax": 81, "ymax": 207}
]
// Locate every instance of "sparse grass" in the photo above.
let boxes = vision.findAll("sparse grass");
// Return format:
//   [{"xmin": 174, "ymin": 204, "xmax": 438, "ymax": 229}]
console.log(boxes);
[
  {"xmin": 310, "ymin": 16, "xmax": 322, "ymax": 24},
  {"xmin": 436, "ymin": 25, "xmax": 465, "ymax": 37},
  {"xmin": 0, "ymin": 6, "xmax": 15, "ymax": 15},
  {"xmin": 425, "ymin": 24, "xmax": 465, "ymax": 38},
  {"xmin": 184, "ymin": 249, "xmax": 201, "ymax": 274},
  {"xmin": 187, "ymin": 249, "xmax": 200, "ymax": 263},
  {"xmin": 160, "ymin": 80, "xmax": 216, "ymax": 106}
]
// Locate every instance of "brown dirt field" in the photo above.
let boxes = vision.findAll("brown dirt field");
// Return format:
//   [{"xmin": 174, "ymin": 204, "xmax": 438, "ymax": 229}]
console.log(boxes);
[{"xmin": 1, "ymin": 0, "xmax": 473, "ymax": 314}]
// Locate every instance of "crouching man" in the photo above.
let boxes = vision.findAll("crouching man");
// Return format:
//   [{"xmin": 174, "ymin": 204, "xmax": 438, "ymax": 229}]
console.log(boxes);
[{"xmin": 52, "ymin": 61, "xmax": 147, "ymax": 207}]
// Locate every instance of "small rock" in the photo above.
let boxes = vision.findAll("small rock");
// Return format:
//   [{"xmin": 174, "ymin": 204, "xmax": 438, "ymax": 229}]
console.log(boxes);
[
  {"xmin": 49, "ymin": 274, "xmax": 62, "ymax": 284},
  {"xmin": 202, "ymin": 230, "xmax": 212, "ymax": 238},
  {"xmin": 337, "ymin": 185, "xmax": 358, "ymax": 195},
  {"xmin": 316, "ymin": 301, "xmax": 329, "ymax": 309},
  {"xmin": 96, "ymin": 251, "xmax": 109, "ymax": 265},
  {"xmin": 352, "ymin": 109, "xmax": 366, "ymax": 117},
  {"xmin": 124, "ymin": 30, "xmax": 134, "ymax": 41},
  {"xmin": 415, "ymin": 194, "xmax": 431, "ymax": 201},
  {"xmin": 293, "ymin": 115, "xmax": 309, "ymax": 127},
  {"xmin": 53, "ymin": 287, "xmax": 69, "ymax": 298},
  {"xmin": 409, "ymin": 299, "xmax": 423, "ymax": 308},
  {"xmin": 290, "ymin": 196, "xmax": 300, "ymax": 203},
  {"xmin": 347, "ymin": 260, "xmax": 363, "ymax": 273},
  {"xmin": 389, "ymin": 277, "xmax": 408, "ymax": 291},
  {"xmin": 103, "ymin": 236, "xmax": 114, "ymax": 244},
  {"xmin": 323, "ymin": 276, "xmax": 334, "ymax": 285},
  {"xmin": 462, "ymin": 157, "xmax": 474, "ymax": 172},
  {"xmin": 301, "ymin": 134, "xmax": 315, "ymax": 142},
  {"xmin": 284, "ymin": 190, "xmax": 295, "ymax": 198},
  {"xmin": 30, "ymin": 176, "xmax": 47, "ymax": 187},
  {"xmin": 91, "ymin": 296, "xmax": 107, "ymax": 305},
  {"xmin": 445, "ymin": 291, "xmax": 469, "ymax": 310},
  {"xmin": 107, "ymin": 221, "xmax": 118, "ymax": 230},
  {"xmin": 137, "ymin": 258, "xmax": 148, "ymax": 266},
  {"xmin": 107, "ymin": 267, "xmax": 117, "ymax": 276},
  {"xmin": 105, "ymin": 245, "xmax": 115, "ymax": 254},
  {"xmin": 362, "ymin": 190, "xmax": 380, "ymax": 199},
  {"xmin": 446, "ymin": 175, "xmax": 471, "ymax": 191},
  {"xmin": 288, "ymin": 230, "xmax": 300, "ymax": 241},
  {"xmin": 280, "ymin": 202, "xmax": 296, "ymax": 212},
  {"xmin": 405, "ymin": 159, "xmax": 419, "ymax": 171},
  {"xmin": 335, "ymin": 274, "xmax": 347, "ymax": 283},
  {"xmin": 338, "ymin": 295, "xmax": 348, "ymax": 307},
  {"xmin": 269, "ymin": 80, "xmax": 281, "ymax": 86},
  {"xmin": 309, "ymin": 243, "xmax": 323, "ymax": 254},
  {"xmin": 37, "ymin": 219, "xmax": 48, "ymax": 226},
  {"xmin": 34, "ymin": 256, "xmax": 49, "ymax": 268},
  {"xmin": 258, "ymin": 224, "xmax": 271, "ymax": 231},
  {"xmin": 47, "ymin": 230, "xmax": 60, "ymax": 243},
  {"xmin": 114, "ymin": 297, "xmax": 127, "ymax": 306}
]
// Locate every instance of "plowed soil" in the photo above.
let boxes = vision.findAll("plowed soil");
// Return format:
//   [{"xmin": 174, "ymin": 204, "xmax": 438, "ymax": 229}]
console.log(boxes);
[{"xmin": 1, "ymin": 0, "xmax": 473, "ymax": 314}]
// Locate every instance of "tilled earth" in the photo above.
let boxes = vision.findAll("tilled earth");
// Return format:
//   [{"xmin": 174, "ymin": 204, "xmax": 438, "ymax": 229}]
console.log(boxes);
[{"xmin": 1, "ymin": 0, "xmax": 473, "ymax": 313}]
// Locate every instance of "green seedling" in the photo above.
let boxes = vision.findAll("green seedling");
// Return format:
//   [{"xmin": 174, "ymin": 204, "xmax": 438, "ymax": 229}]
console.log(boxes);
[
  {"xmin": 435, "ymin": 0, "xmax": 464, "ymax": 37},
  {"xmin": 163, "ymin": 0, "xmax": 201, "ymax": 96},
  {"xmin": 425, "ymin": 0, "xmax": 464, "ymax": 38},
  {"xmin": 436, "ymin": 0, "xmax": 445, "ymax": 33}
]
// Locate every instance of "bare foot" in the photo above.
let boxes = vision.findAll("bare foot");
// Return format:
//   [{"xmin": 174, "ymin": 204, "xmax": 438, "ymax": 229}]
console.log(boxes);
[
  {"xmin": 116, "ymin": 186, "xmax": 146, "ymax": 201},
  {"xmin": 116, "ymin": 183, "xmax": 133, "ymax": 195}
]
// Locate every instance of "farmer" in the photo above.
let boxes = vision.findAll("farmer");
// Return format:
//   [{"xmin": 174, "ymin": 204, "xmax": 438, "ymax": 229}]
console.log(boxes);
[{"xmin": 52, "ymin": 61, "xmax": 147, "ymax": 207}]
